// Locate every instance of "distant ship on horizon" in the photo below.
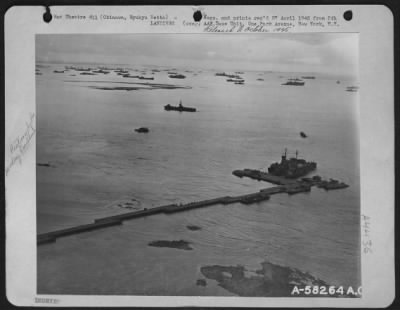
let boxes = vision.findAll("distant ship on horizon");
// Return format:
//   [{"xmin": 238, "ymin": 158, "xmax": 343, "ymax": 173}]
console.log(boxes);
[
  {"xmin": 282, "ymin": 78, "xmax": 305, "ymax": 86},
  {"xmin": 164, "ymin": 100, "xmax": 197, "ymax": 112}
]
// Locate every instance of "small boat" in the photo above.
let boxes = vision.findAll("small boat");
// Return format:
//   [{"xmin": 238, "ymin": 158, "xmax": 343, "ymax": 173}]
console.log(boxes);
[
  {"xmin": 168, "ymin": 74, "xmax": 186, "ymax": 79},
  {"xmin": 135, "ymin": 127, "xmax": 149, "ymax": 133},
  {"xmin": 216, "ymin": 72, "xmax": 242, "ymax": 79},
  {"xmin": 317, "ymin": 180, "xmax": 349, "ymax": 190},
  {"xmin": 227, "ymin": 78, "xmax": 244, "ymax": 83},
  {"xmin": 346, "ymin": 86, "xmax": 359, "ymax": 92},
  {"xmin": 300, "ymin": 131, "xmax": 307, "ymax": 138},
  {"xmin": 53, "ymin": 70, "xmax": 64, "ymax": 73},
  {"xmin": 92, "ymin": 69, "xmax": 110, "ymax": 74},
  {"xmin": 138, "ymin": 76, "xmax": 154, "ymax": 80},
  {"xmin": 164, "ymin": 101, "xmax": 197, "ymax": 112},
  {"xmin": 122, "ymin": 74, "xmax": 140, "ymax": 78}
]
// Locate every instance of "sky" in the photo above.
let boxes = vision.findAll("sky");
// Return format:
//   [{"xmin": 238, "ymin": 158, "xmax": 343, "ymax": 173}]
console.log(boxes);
[{"xmin": 36, "ymin": 33, "xmax": 358, "ymax": 75}]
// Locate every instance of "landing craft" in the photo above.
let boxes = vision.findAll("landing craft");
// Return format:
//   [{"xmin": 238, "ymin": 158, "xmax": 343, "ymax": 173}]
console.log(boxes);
[{"xmin": 300, "ymin": 132, "xmax": 307, "ymax": 138}]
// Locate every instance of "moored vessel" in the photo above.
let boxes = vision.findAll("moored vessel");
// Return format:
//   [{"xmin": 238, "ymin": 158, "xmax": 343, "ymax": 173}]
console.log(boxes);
[
  {"xmin": 268, "ymin": 149, "xmax": 316, "ymax": 178},
  {"xmin": 164, "ymin": 100, "xmax": 197, "ymax": 112},
  {"xmin": 282, "ymin": 78, "xmax": 305, "ymax": 86}
]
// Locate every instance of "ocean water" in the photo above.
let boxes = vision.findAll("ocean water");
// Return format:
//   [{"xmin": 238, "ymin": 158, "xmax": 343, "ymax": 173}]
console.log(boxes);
[{"xmin": 37, "ymin": 64, "xmax": 360, "ymax": 295}]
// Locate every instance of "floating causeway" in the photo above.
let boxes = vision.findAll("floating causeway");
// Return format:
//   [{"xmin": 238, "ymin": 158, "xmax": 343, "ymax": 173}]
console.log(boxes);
[{"xmin": 37, "ymin": 171, "xmax": 348, "ymax": 245}]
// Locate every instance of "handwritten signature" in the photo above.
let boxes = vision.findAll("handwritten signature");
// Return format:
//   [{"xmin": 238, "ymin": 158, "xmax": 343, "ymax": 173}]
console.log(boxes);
[
  {"xmin": 5, "ymin": 112, "xmax": 36, "ymax": 176},
  {"xmin": 204, "ymin": 24, "xmax": 269, "ymax": 33},
  {"xmin": 361, "ymin": 214, "xmax": 372, "ymax": 254}
]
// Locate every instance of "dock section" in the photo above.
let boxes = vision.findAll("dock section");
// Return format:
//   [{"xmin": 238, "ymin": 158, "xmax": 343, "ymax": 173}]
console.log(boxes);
[{"xmin": 38, "ymin": 173, "xmax": 348, "ymax": 245}]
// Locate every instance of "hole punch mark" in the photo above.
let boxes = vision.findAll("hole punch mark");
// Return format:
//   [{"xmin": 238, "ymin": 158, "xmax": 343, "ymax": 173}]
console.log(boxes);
[
  {"xmin": 343, "ymin": 10, "xmax": 352, "ymax": 21},
  {"xmin": 193, "ymin": 10, "xmax": 202, "ymax": 22},
  {"xmin": 43, "ymin": 6, "xmax": 52, "ymax": 23}
]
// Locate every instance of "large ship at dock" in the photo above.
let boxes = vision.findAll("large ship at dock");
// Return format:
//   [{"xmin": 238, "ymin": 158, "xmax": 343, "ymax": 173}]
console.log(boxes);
[
  {"xmin": 232, "ymin": 149, "xmax": 317, "ymax": 184},
  {"xmin": 268, "ymin": 149, "xmax": 316, "ymax": 178}
]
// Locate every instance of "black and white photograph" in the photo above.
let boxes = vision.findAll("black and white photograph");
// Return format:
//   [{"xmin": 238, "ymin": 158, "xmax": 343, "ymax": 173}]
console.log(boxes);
[{"xmin": 35, "ymin": 33, "xmax": 361, "ymax": 297}]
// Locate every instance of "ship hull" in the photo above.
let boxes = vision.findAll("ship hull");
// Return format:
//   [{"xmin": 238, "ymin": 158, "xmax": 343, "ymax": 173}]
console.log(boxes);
[{"xmin": 164, "ymin": 105, "xmax": 196, "ymax": 112}]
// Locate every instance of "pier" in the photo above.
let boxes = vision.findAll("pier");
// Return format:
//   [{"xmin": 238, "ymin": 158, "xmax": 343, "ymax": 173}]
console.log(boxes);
[{"xmin": 37, "ymin": 173, "xmax": 348, "ymax": 245}]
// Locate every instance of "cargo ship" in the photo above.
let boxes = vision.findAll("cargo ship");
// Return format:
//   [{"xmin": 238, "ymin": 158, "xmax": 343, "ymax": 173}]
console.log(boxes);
[
  {"xmin": 168, "ymin": 74, "xmax": 186, "ymax": 79},
  {"xmin": 268, "ymin": 149, "xmax": 316, "ymax": 178},
  {"xmin": 164, "ymin": 101, "xmax": 197, "ymax": 112},
  {"xmin": 282, "ymin": 78, "xmax": 305, "ymax": 86}
]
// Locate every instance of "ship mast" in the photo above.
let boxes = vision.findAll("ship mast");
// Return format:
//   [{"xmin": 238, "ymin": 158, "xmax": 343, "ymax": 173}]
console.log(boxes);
[{"xmin": 281, "ymin": 148, "xmax": 287, "ymax": 162}]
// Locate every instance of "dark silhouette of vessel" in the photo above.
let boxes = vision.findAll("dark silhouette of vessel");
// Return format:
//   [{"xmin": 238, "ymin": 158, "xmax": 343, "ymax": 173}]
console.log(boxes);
[
  {"xmin": 282, "ymin": 78, "xmax": 305, "ymax": 86},
  {"xmin": 168, "ymin": 74, "xmax": 186, "ymax": 79},
  {"xmin": 346, "ymin": 86, "xmax": 358, "ymax": 92},
  {"xmin": 317, "ymin": 178, "xmax": 349, "ymax": 190},
  {"xmin": 268, "ymin": 149, "xmax": 316, "ymax": 178},
  {"xmin": 92, "ymin": 69, "xmax": 110, "ymax": 74},
  {"xmin": 135, "ymin": 127, "xmax": 149, "ymax": 133},
  {"xmin": 122, "ymin": 74, "xmax": 140, "ymax": 78},
  {"xmin": 138, "ymin": 76, "xmax": 154, "ymax": 80},
  {"xmin": 300, "ymin": 131, "xmax": 307, "ymax": 138},
  {"xmin": 164, "ymin": 100, "xmax": 197, "ymax": 112},
  {"xmin": 216, "ymin": 72, "xmax": 242, "ymax": 79}
]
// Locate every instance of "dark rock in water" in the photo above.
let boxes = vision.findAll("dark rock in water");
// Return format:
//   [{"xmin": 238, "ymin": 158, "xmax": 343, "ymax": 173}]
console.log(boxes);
[
  {"xmin": 187, "ymin": 225, "xmax": 202, "ymax": 231},
  {"xmin": 148, "ymin": 240, "xmax": 193, "ymax": 250},
  {"xmin": 300, "ymin": 131, "xmax": 307, "ymax": 138},
  {"xmin": 200, "ymin": 261, "xmax": 340, "ymax": 297},
  {"xmin": 196, "ymin": 279, "xmax": 207, "ymax": 286},
  {"xmin": 135, "ymin": 127, "xmax": 149, "ymax": 133}
]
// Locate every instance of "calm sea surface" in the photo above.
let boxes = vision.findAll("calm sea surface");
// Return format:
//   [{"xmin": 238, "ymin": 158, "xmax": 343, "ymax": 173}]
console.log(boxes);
[{"xmin": 37, "ymin": 64, "xmax": 360, "ymax": 295}]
